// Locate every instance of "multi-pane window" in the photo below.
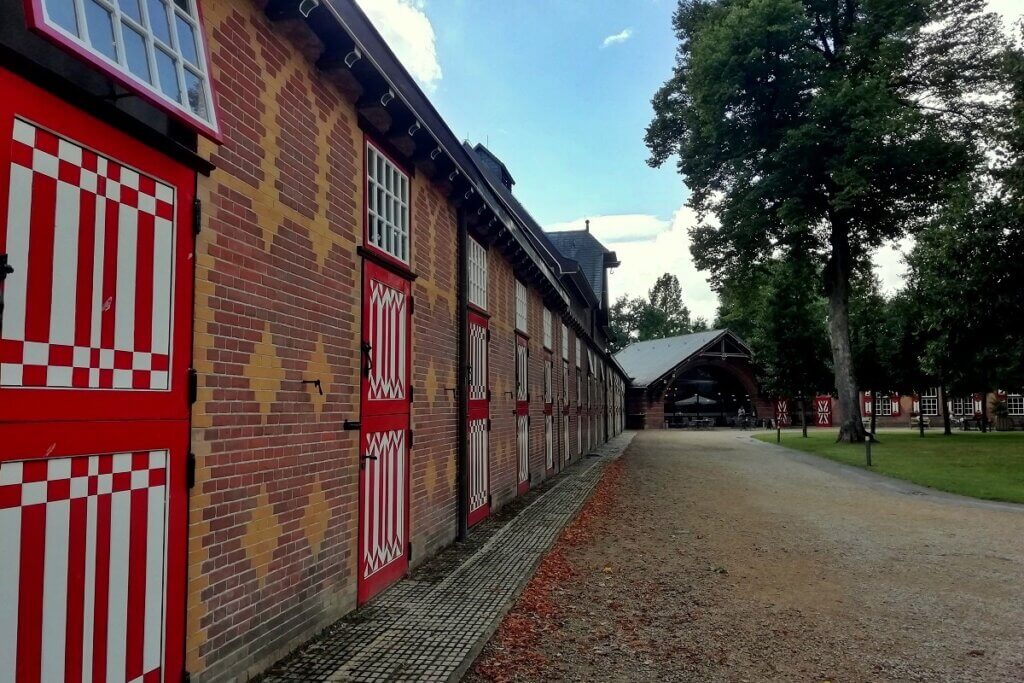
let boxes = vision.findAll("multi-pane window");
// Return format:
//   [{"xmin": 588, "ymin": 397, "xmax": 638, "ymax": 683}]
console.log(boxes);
[
  {"xmin": 1007, "ymin": 394, "xmax": 1024, "ymax": 416},
  {"xmin": 562, "ymin": 360, "xmax": 569, "ymax": 403},
  {"xmin": 920, "ymin": 388, "xmax": 939, "ymax": 416},
  {"xmin": 515, "ymin": 280, "xmax": 528, "ymax": 333},
  {"xmin": 561, "ymin": 324, "xmax": 569, "ymax": 360},
  {"xmin": 32, "ymin": 0, "xmax": 218, "ymax": 134},
  {"xmin": 575, "ymin": 339, "xmax": 581, "ymax": 368},
  {"xmin": 543, "ymin": 308, "xmax": 552, "ymax": 350},
  {"xmin": 468, "ymin": 237, "xmax": 487, "ymax": 310},
  {"xmin": 874, "ymin": 392, "xmax": 892, "ymax": 416},
  {"xmin": 951, "ymin": 397, "xmax": 971, "ymax": 416},
  {"xmin": 367, "ymin": 143, "xmax": 410, "ymax": 263}
]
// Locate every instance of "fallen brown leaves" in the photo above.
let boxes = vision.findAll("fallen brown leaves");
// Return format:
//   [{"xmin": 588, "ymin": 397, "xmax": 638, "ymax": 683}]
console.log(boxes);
[{"xmin": 471, "ymin": 459, "xmax": 626, "ymax": 682}]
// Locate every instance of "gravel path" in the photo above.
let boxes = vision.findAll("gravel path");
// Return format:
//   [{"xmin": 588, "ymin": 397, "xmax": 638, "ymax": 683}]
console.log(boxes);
[{"xmin": 467, "ymin": 430, "xmax": 1024, "ymax": 682}]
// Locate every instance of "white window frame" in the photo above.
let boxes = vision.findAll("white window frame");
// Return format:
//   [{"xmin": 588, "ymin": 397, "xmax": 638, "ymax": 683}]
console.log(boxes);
[
  {"xmin": 467, "ymin": 236, "xmax": 487, "ymax": 310},
  {"xmin": 30, "ymin": 0, "xmax": 219, "ymax": 136},
  {"xmin": 575, "ymin": 338, "xmax": 581, "ymax": 369},
  {"xmin": 920, "ymin": 388, "xmax": 939, "ymax": 416},
  {"xmin": 515, "ymin": 280, "xmax": 528, "ymax": 333},
  {"xmin": 543, "ymin": 360, "xmax": 552, "ymax": 403},
  {"xmin": 561, "ymin": 324, "xmax": 569, "ymax": 360},
  {"xmin": 874, "ymin": 392, "xmax": 893, "ymax": 416},
  {"xmin": 562, "ymin": 359, "xmax": 569, "ymax": 403},
  {"xmin": 951, "ymin": 397, "xmax": 971, "ymax": 416},
  {"xmin": 366, "ymin": 142, "xmax": 410, "ymax": 263},
  {"xmin": 543, "ymin": 308, "xmax": 552, "ymax": 350},
  {"xmin": 1007, "ymin": 394, "xmax": 1024, "ymax": 416}
]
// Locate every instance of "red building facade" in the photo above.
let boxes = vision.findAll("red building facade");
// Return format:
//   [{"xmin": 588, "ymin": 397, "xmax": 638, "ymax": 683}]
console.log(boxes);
[{"xmin": 0, "ymin": 1, "xmax": 627, "ymax": 681}]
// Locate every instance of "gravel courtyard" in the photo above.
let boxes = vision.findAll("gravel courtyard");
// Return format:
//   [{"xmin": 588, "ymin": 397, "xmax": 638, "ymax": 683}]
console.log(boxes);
[{"xmin": 468, "ymin": 430, "xmax": 1024, "ymax": 682}]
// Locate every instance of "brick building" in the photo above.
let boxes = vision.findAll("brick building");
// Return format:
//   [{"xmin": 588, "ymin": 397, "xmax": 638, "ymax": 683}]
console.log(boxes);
[{"xmin": 0, "ymin": 1, "xmax": 627, "ymax": 681}]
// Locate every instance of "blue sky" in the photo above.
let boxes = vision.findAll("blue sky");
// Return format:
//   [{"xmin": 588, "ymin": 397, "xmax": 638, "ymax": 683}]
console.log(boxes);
[{"xmin": 357, "ymin": 0, "xmax": 1024, "ymax": 321}]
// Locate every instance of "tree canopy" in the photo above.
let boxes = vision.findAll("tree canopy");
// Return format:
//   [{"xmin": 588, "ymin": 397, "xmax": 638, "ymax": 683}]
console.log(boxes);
[
  {"xmin": 647, "ymin": 0, "xmax": 1011, "ymax": 441},
  {"xmin": 609, "ymin": 273, "xmax": 709, "ymax": 351}
]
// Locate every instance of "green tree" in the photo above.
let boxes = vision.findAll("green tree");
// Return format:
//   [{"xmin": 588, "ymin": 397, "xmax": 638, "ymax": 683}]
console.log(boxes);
[
  {"xmin": 608, "ymin": 274, "xmax": 707, "ymax": 349},
  {"xmin": 647, "ymin": 0, "xmax": 1010, "ymax": 441},
  {"xmin": 753, "ymin": 254, "xmax": 831, "ymax": 437}
]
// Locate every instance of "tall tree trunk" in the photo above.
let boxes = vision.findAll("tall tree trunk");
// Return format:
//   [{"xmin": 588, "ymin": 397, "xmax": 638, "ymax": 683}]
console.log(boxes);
[
  {"xmin": 800, "ymin": 397, "xmax": 808, "ymax": 437},
  {"xmin": 941, "ymin": 384, "xmax": 952, "ymax": 435},
  {"xmin": 825, "ymin": 223, "xmax": 866, "ymax": 443}
]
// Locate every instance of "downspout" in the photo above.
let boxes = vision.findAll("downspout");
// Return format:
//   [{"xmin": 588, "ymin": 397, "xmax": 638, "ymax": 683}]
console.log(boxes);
[{"xmin": 456, "ymin": 208, "xmax": 469, "ymax": 541}]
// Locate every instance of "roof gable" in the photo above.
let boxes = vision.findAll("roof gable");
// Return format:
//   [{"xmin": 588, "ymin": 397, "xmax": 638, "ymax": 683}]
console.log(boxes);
[{"xmin": 613, "ymin": 329, "xmax": 751, "ymax": 388}]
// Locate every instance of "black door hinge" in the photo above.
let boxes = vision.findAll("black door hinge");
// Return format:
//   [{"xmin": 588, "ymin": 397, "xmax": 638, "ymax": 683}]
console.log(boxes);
[
  {"xmin": 192, "ymin": 198, "xmax": 202, "ymax": 235},
  {"xmin": 408, "ymin": 428, "xmax": 414, "ymax": 448},
  {"xmin": 409, "ymin": 385, "xmax": 414, "ymax": 402},
  {"xmin": 486, "ymin": 329, "xmax": 491, "ymax": 342},
  {"xmin": 487, "ymin": 418, "xmax": 493, "ymax": 431},
  {"xmin": 486, "ymin": 389, "xmax": 492, "ymax": 401},
  {"xmin": 188, "ymin": 368, "xmax": 198, "ymax": 405},
  {"xmin": 187, "ymin": 452, "xmax": 196, "ymax": 489}
]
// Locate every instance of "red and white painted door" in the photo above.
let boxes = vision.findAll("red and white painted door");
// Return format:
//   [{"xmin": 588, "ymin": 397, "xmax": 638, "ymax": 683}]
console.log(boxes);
[
  {"xmin": 775, "ymin": 399, "xmax": 791, "ymax": 426},
  {"xmin": 815, "ymin": 395, "xmax": 833, "ymax": 427},
  {"xmin": 358, "ymin": 261, "xmax": 411, "ymax": 604},
  {"xmin": 467, "ymin": 310, "xmax": 490, "ymax": 527},
  {"xmin": 0, "ymin": 69, "xmax": 192, "ymax": 683},
  {"xmin": 515, "ymin": 334, "xmax": 529, "ymax": 495},
  {"xmin": 543, "ymin": 356, "xmax": 553, "ymax": 474}
]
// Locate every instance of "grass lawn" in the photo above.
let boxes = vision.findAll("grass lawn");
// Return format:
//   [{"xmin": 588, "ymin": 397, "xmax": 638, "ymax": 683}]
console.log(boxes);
[{"xmin": 753, "ymin": 429, "xmax": 1024, "ymax": 504}]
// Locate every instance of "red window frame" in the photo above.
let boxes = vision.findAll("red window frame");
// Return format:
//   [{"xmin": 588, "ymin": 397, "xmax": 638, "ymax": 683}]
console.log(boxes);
[{"xmin": 22, "ymin": 0, "xmax": 223, "ymax": 141}]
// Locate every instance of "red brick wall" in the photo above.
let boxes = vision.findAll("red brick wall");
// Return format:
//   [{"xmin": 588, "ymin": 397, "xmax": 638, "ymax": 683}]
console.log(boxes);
[{"xmin": 190, "ymin": 1, "xmax": 458, "ymax": 679}]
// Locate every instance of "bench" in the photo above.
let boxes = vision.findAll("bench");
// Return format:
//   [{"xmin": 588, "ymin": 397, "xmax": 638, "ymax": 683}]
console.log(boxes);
[{"xmin": 909, "ymin": 416, "xmax": 931, "ymax": 429}]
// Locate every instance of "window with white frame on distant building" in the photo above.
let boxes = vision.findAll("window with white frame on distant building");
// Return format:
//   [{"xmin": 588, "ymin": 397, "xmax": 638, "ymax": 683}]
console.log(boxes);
[
  {"xmin": 561, "ymin": 324, "xmax": 569, "ymax": 359},
  {"xmin": 543, "ymin": 308, "xmax": 552, "ymax": 350},
  {"xmin": 467, "ymin": 237, "xmax": 487, "ymax": 310},
  {"xmin": 515, "ymin": 280, "xmax": 528, "ymax": 332},
  {"xmin": 29, "ymin": 0, "xmax": 219, "ymax": 135},
  {"xmin": 874, "ymin": 392, "xmax": 892, "ymax": 416},
  {"xmin": 367, "ymin": 143, "xmax": 410, "ymax": 263},
  {"xmin": 951, "ymin": 397, "xmax": 971, "ymax": 416},
  {"xmin": 575, "ymin": 338, "xmax": 580, "ymax": 368},
  {"xmin": 920, "ymin": 388, "xmax": 939, "ymax": 416},
  {"xmin": 1007, "ymin": 394, "xmax": 1024, "ymax": 416}
]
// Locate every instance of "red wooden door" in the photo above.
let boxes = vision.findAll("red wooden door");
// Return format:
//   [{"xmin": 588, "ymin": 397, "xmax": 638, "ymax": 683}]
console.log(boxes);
[
  {"xmin": 467, "ymin": 311, "xmax": 490, "ymax": 527},
  {"xmin": 357, "ymin": 261, "xmax": 411, "ymax": 604},
  {"xmin": 815, "ymin": 395, "xmax": 833, "ymax": 427},
  {"xmin": 543, "ymin": 356, "xmax": 553, "ymax": 474},
  {"xmin": 515, "ymin": 334, "xmax": 529, "ymax": 495},
  {"xmin": 0, "ymin": 69, "xmax": 192, "ymax": 683}
]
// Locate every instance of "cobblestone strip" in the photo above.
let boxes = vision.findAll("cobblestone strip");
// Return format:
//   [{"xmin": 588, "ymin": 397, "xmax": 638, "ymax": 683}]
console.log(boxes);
[{"xmin": 259, "ymin": 432, "xmax": 636, "ymax": 683}]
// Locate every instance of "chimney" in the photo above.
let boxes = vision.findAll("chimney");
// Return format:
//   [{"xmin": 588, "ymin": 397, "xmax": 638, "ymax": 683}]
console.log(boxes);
[{"xmin": 585, "ymin": 219, "xmax": 590, "ymax": 233}]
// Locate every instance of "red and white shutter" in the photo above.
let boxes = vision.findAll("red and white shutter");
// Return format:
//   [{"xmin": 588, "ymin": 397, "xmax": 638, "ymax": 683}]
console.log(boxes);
[
  {"xmin": 0, "ymin": 69, "xmax": 193, "ymax": 683},
  {"xmin": 467, "ymin": 311, "xmax": 490, "ymax": 527},
  {"xmin": 358, "ymin": 261, "xmax": 412, "ymax": 604},
  {"xmin": 890, "ymin": 394, "xmax": 901, "ymax": 417},
  {"xmin": 861, "ymin": 392, "xmax": 873, "ymax": 417},
  {"xmin": 973, "ymin": 393, "xmax": 984, "ymax": 416},
  {"xmin": 515, "ymin": 334, "xmax": 529, "ymax": 495},
  {"xmin": 775, "ymin": 399, "xmax": 790, "ymax": 426},
  {"xmin": 815, "ymin": 395, "xmax": 833, "ymax": 427}
]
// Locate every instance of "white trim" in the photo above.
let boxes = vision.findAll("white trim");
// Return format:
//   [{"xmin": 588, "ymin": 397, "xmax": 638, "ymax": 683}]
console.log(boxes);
[
  {"xmin": 366, "ymin": 143, "xmax": 410, "ymax": 263},
  {"xmin": 542, "ymin": 308, "xmax": 552, "ymax": 350},
  {"xmin": 515, "ymin": 280, "xmax": 528, "ymax": 333},
  {"xmin": 467, "ymin": 237, "xmax": 487, "ymax": 310}
]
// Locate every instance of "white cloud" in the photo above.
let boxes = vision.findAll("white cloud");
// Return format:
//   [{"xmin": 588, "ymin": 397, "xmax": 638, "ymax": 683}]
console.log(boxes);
[
  {"xmin": 601, "ymin": 28, "xmax": 634, "ymax": 48},
  {"xmin": 355, "ymin": 0, "xmax": 442, "ymax": 91},
  {"xmin": 549, "ymin": 207, "xmax": 719, "ymax": 323},
  {"xmin": 989, "ymin": 0, "xmax": 1024, "ymax": 26},
  {"xmin": 873, "ymin": 238, "xmax": 913, "ymax": 295}
]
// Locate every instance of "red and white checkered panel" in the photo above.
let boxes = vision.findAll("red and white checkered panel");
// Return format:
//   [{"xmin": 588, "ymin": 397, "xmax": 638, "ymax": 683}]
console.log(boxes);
[
  {"xmin": 0, "ymin": 450, "xmax": 168, "ymax": 683},
  {"xmin": 1, "ymin": 118, "xmax": 175, "ymax": 391}
]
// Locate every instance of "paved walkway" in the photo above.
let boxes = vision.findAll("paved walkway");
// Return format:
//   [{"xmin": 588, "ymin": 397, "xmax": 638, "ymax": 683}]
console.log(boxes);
[{"xmin": 259, "ymin": 431, "xmax": 636, "ymax": 683}]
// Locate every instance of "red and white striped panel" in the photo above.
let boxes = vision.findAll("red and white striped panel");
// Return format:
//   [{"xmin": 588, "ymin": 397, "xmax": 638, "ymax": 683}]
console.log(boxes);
[
  {"xmin": 366, "ymin": 280, "xmax": 407, "ymax": 401},
  {"xmin": 468, "ymin": 418, "xmax": 489, "ymax": 514},
  {"xmin": 0, "ymin": 119, "xmax": 175, "ymax": 391},
  {"xmin": 361, "ymin": 429, "xmax": 406, "ymax": 579},
  {"xmin": 544, "ymin": 414, "xmax": 553, "ymax": 470},
  {"xmin": 468, "ymin": 321, "xmax": 487, "ymax": 401},
  {"xmin": 515, "ymin": 343, "xmax": 528, "ymax": 402},
  {"xmin": 0, "ymin": 450, "xmax": 168, "ymax": 683},
  {"xmin": 516, "ymin": 415, "xmax": 529, "ymax": 486}
]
